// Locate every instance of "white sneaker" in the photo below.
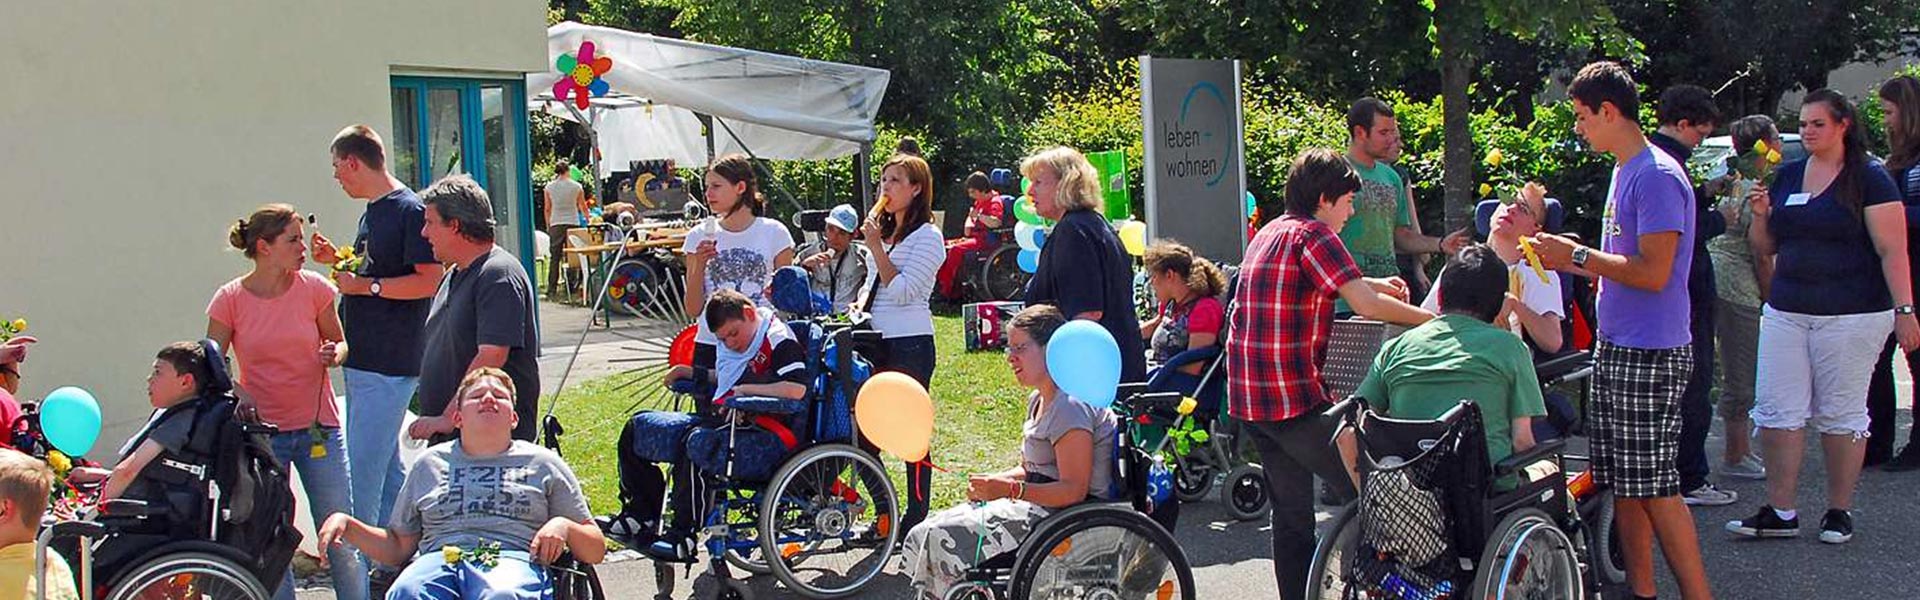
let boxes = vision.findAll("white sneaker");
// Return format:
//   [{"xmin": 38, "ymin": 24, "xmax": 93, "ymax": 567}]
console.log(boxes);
[
  {"xmin": 1684, "ymin": 483, "xmax": 1739, "ymax": 506},
  {"xmin": 1721, "ymin": 456, "xmax": 1767, "ymax": 481}
]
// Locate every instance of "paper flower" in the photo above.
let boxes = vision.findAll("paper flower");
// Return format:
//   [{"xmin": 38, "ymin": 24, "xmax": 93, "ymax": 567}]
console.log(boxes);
[
  {"xmin": 1479, "ymin": 183, "xmax": 1493, "ymax": 198},
  {"xmin": 553, "ymin": 40, "xmax": 613, "ymax": 110},
  {"xmin": 1485, "ymin": 148, "xmax": 1505, "ymax": 168},
  {"xmin": 1, "ymin": 316, "xmax": 24, "ymax": 342}
]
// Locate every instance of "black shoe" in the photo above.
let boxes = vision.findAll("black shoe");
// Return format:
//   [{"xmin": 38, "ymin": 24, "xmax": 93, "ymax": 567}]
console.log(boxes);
[
  {"xmin": 1725, "ymin": 505, "xmax": 1799, "ymax": 538},
  {"xmin": 1884, "ymin": 446, "xmax": 1920, "ymax": 472},
  {"xmin": 1819, "ymin": 509, "xmax": 1854, "ymax": 544}
]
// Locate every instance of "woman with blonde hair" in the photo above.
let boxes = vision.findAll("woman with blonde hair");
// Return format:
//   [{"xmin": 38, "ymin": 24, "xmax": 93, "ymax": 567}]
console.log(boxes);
[{"xmin": 1020, "ymin": 146, "xmax": 1146, "ymax": 383}]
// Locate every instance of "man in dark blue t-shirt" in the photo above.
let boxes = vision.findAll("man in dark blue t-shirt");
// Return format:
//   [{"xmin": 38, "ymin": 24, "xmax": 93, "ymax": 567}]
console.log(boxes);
[{"xmin": 314, "ymin": 125, "xmax": 447, "ymax": 526}]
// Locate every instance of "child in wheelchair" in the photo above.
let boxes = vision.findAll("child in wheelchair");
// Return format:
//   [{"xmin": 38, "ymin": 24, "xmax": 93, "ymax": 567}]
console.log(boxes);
[
  {"xmin": 64, "ymin": 342, "xmax": 217, "ymax": 503},
  {"xmin": 1139, "ymin": 240, "xmax": 1227, "ymax": 400},
  {"xmin": 318, "ymin": 367, "xmax": 605, "ymax": 600},
  {"xmin": 616, "ymin": 289, "xmax": 812, "ymax": 562},
  {"xmin": 3, "ymin": 448, "xmax": 79, "ymax": 600}
]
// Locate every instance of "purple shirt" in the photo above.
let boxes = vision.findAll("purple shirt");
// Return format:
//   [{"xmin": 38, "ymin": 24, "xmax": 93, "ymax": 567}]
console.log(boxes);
[{"xmin": 1596, "ymin": 145, "xmax": 1695, "ymax": 350}]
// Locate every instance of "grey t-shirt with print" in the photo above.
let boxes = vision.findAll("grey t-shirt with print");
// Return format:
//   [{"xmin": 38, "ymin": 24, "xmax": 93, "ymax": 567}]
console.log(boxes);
[
  {"xmin": 1020, "ymin": 390, "xmax": 1117, "ymax": 500},
  {"xmin": 388, "ymin": 440, "xmax": 592, "ymax": 555}
]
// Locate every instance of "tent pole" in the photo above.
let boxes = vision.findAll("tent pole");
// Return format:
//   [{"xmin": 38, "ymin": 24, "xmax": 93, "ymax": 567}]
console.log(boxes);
[
  {"xmin": 855, "ymin": 144, "xmax": 872, "ymax": 214},
  {"xmin": 565, "ymin": 102, "xmax": 601, "ymax": 206}
]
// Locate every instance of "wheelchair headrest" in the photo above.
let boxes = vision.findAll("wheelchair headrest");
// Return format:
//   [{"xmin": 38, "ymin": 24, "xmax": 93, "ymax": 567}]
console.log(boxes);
[
  {"xmin": 989, "ymin": 168, "xmax": 1016, "ymax": 191},
  {"xmin": 1474, "ymin": 197, "xmax": 1565, "ymax": 237},
  {"xmin": 769, "ymin": 266, "xmax": 828, "ymax": 317},
  {"xmin": 199, "ymin": 338, "xmax": 234, "ymax": 395}
]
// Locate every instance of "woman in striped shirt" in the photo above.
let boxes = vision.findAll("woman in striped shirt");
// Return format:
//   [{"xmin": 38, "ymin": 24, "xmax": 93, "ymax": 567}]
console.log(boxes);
[{"xmin": 857, "ymin": 152, "xmax": 946, "ymax": 532}]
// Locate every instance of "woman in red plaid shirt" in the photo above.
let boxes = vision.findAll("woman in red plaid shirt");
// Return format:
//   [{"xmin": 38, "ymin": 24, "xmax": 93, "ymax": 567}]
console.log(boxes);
[{"xmin": 1227, "ymin": 148, "xmax": 1434, "ymax": 600}]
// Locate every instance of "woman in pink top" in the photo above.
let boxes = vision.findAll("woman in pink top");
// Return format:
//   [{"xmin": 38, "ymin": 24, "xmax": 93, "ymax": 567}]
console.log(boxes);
[{"xmin": 206, "ymin": 204, "xmax": 366, "ymax": 600}]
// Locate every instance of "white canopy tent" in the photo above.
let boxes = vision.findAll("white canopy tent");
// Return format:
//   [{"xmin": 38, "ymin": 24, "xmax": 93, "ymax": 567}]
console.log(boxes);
[{"xmin": 528, "ymin": 22, "xmax": 891, "ymax": 196}]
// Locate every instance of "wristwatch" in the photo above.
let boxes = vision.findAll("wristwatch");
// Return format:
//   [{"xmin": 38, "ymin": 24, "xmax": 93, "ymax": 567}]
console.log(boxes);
[
  {"xmin": 370, "ymin": 278, "xmax": 383, "ymax": 298},
  {"xmin": 1570, "ymin": 246, "xmax": 1591, "ymax": 268},
  {"xmin": 1897, "ymin": 304, "xmax": 1916, "ymax": 316}
]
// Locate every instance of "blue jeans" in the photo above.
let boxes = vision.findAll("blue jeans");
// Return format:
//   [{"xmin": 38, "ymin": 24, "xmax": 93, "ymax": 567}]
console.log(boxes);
[
  {"xmin": 345, "ymin": 368, "xmax": 419, "ymax": 524},
  {"xmin": 269, "ymin": 428, "xmax": 368, "ymax": 600},
  {"xmin": 387, "ymin": 550, "xmax": 549, "ymax": 600}
]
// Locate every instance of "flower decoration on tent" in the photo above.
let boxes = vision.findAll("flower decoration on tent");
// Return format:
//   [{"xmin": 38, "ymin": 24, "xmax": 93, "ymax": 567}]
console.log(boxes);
[{"xmin": 553, "ymin": 40, "xmax": 613, "ymax": 110}]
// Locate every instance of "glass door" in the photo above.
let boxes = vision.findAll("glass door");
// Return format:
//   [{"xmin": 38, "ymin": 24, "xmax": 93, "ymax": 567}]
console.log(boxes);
[{"xmin": 390, "ymin": 77, "xmax": 532, "ymax": 269}]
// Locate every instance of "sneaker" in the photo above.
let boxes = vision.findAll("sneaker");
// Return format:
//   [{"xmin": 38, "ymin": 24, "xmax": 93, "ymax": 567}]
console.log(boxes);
[
  {"xmin": 1683, "ymin": 483, "xmax": 1738, "ymax": 506},
  {"xmin": 1726, "ymin": 505, "xmax": 1799, "ymax": 538},
  {"xmin": 643, "ymin": 534, "xmax": 697, "ymax": 563},
  {"xmin": 1819, "ymin": 509, "xmax": 1854, "ymax": 544},
  {"xmin": 1720, "ymin": 456, "xmax": 1767, "ymax": 480},
  {"xmin": 1883, "ymin": 446, "xmax": 1920, "ymax": 472}
]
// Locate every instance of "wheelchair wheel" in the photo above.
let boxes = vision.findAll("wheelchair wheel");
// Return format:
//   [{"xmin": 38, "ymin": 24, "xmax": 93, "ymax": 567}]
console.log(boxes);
[
  {"xmin": 979, "ymin": 245, "xmax": 1032, "ymax": 302},
  {"xmin": 105, "ymin": 551, "xmax": 271, "ymax": 600},
  {"xmin": 1009, "ymin": 503, "xmax": 1196, "ymax": 600},
  {"xmin": 723, "ymin": 490, "xmax": 774, "ymax": 575},
  {"xmin": 1172, "ymin": 455, "xmax": 1215, "ymax": 503},
  {"xmin": 1306, "ymin": 503, "xmax": 1359, "ymax": 600},
  {"xmin": 549, "ymin": 557, "xmax": 607, "ymax": 600},
  {"xmin": 606, "ymin": 258, "xmax": 686, "ymax": 323},
  {"xmin": 1224, "ymin": 465, "xmax": 1270, "ymax": 521},
  {"xmin": 1469, "ymin": 508, "xmax": 1583, "ymax": 600},
  {"xmin": 1578, "ymin": 489, "xmax": 1627, "ymax": 589},
  {"xmin": 759, "ymin": 444, "xmax": 899, "ymax": 599}
]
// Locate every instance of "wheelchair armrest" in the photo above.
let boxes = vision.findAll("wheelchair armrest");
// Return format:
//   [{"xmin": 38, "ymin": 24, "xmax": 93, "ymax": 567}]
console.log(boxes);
[
  {"xmin": 668, "ymin": 379, "xmax": 709, "ymax": 395},
  {"xmin": 720, "ymin": 395, "xmax": 809, "ymax": 415},
  {"xmin": 99, "ymin": 498, "xmax": 163, "ymax": 517},
  {"xmin": 1119, "ymin": 392, "xmax": 1186, "ymax": 423},
  {"xmin": 43, "ymin": 519, "xmax": 109, "ymax": 541},
  {"xmin": 1534, "ymin": 351, "xmax": 1593, "ymax": 386},
  {"xmin": 1493, "ymin": 437, "xmax": 1568, "ymax": 479}
]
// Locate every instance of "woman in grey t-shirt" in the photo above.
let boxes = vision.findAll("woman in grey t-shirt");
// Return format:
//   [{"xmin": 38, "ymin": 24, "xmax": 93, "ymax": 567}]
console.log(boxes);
[{"xmin": 900, "ymin": 305, "xmax": 1116, "ymax": 598}]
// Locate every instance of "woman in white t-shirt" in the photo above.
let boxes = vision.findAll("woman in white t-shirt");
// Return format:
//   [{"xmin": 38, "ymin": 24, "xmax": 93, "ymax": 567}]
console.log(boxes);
[
  {"xmin": 682, "ymin": 154, "xmax": 796, "ymax": 361},
  {"xmin": 855, "ymin": 153, "xmax": 946, "ymax": 532},
  {"xmin": 1422, "ymin": 182, "xmax": 1566, "ymax": 355}
]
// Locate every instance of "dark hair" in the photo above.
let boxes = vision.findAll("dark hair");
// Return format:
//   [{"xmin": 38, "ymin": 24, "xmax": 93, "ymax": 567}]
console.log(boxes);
[
  {"xmin": 965, "ymin": 171, "xmax": 992, "ymax": 193},
  {"xmin": 703, "ymin": 289, "xmax": 756, "ymax": 331},
  {"xmin": 1880, "ymin": 76, "xmax": 1920, "ymax": 172},
  {"xmin": 1436, "ymin": 245, "xmax": 1509, "ymax": 322},
  {"xmin": 1008, "ymin": 304, "xmax": 1067, "ymax": 346},
  {"xmin": 1347, "ymin": 97, "xmax": 1396, "ymax": 139},
  {"xmin": 1282, "ymin": 149, "xmax": 1362, "ymax": 217},
  {"xmin": 330, "ymin": 124, "xmax": 387, "ymax": 171},
  {"xmin": 1569, "ymin": 62, "xmax": 1641, "ymax": 124},
  {"xmin": 879, "ymin": 154, "xmax": 936, "ymax": 244},
  {"xmin": 895, "ymin": 136, "xmax": 923, "ymax": 157},
  {"xmin": 227, "ymin": 203, "xmax": 299, "ymax": 259},
  {"xmin": 421, "ymin": 175, "xmax": 498, "ymax": 242},
  {"xmin": 1728, "ymin": 115, "xmax": 1779, "ymax": 157},
  {"xmin": 555, "ymin": 159, "xmax": 571, "ymax": 176},
  {"xmin": 155, "ymin": 341, "xmax": 212, "ymax": 396},
  {"xmin": 1142, "ymin": 240, "xmax": 1227, "ymax": 299},
  {"xmin": 1803, "ymin": 89, "xmax": 1874, "ymax": 220},
  {"xmin": 1656, "ymin": 84, "xmax": 1721, "ymax": 128},
  {"xmin": 707, "ymin": 153, "xmax": 763, "ymax": 217}
]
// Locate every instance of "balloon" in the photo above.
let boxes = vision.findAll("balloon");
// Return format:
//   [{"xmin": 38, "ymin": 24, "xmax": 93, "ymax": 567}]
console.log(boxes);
[
  {"xmin": 1045, "ymin": 321, "xmax": 1121, "ymax": 408},
  {"xmin": 1013, "ymin": 197, "xmax": 1046, "ymax": 226},
  {"xmin": 1014, "ymin": 222, "xmax": 1042, "ymax": 251},
  {"xmin": 1243, "ymin": 191, "xmax": 1257, "ymax": 220},
  {"xmin": 854, "ymin": 372, "xmax": 934, "ymax": 462},
  {"xmin": 1017, "ymin": 249, "xmax": 1040, "ymax": 273},
  {"xmin": 41, "ymin": 386, "xmax": 102, "ymax": 457},
  {"xmin": 1030, "ymin": 227, "xmax": 1046, "ymax": 249},
  {"xmin": 668, "ymin": 324, "xmax": 699, "ymax": 367},
  {"xmin": 1118, "ymin": 220, "xmax": 1148, "ymax": 257}
]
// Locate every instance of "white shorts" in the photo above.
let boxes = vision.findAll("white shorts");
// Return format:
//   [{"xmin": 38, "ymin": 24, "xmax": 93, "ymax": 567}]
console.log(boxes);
[{"xmin": 1750, "ymin": 306, "xmax": 1892, "ymax": 436}]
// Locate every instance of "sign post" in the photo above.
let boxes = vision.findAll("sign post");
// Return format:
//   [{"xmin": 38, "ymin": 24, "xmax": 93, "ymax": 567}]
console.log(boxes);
[{"xmin": 1140, "ymin": 57, "xmax": 1247, "ymax": 263}]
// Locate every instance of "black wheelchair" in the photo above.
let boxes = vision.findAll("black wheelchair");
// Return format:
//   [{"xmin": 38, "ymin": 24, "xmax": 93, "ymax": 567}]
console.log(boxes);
[
  {"xmin": 1307, "ymin": 395, "xmax": 1619, "ymax": 599},
  {"xmin": 942, "ymin": 390, "xmax": 1198, "ymax": 600},
  {"xmin": 949, "ymin": 195, "xmax": 1031, "ymax": 303}
]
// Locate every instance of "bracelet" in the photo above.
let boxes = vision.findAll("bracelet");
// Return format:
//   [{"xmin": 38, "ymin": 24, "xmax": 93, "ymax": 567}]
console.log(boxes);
[{"xmin": 1013, "ymin": 481, "xmax": 1025, "ymax": 501}]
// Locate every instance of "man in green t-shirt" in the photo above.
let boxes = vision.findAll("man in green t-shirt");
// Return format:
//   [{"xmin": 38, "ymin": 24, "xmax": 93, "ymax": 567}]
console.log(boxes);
[
  {"xmin": 1339, "ymin": 98, "xmax": 1471, "ymax": 312},
  {"xmin": 1356, "ymin": 244, "xmax": 1546, "ymax": 468}
]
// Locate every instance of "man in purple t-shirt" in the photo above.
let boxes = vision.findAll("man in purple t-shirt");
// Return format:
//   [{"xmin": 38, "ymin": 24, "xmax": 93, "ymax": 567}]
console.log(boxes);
[{"xmin": 1532, "ymin": 62, "xmax": 1712, "ymax": 600}]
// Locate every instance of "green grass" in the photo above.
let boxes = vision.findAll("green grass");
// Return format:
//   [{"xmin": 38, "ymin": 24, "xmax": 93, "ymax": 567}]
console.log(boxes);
[{"xmin": 545, "ymin": 314, "xmax": 1028, "ymax": 515}]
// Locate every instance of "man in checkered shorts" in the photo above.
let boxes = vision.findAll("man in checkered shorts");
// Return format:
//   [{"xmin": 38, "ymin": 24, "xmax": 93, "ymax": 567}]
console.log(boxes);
[{"xmin": 1532, "ymin": 62, "xmax": 1714, "ymax": 600}]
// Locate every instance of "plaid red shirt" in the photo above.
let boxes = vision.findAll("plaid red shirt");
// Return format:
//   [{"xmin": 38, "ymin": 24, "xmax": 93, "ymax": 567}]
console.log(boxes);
[{"xmin": 1227, "ymin": 215, "xmax": 1362, "ymax": 422}]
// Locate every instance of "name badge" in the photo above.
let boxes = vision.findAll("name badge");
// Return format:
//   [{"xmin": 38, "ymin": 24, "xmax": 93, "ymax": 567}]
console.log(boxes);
[{"xmin": 1784, "ymin": 192, "xmax": 1812, "ymax": 207}]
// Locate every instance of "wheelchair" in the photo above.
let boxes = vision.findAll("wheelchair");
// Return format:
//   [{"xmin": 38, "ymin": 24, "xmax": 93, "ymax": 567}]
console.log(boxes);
[
  {"xmin": 943, "ymin": 390, "xmax": 1198, "ymax": 600},
  {"xmin": 27, "ymin": 339, "xmax": 295, "ymax": 600},
  {"xmin": 1307, "ymin": 396, "xmax": 1619, "ymax": 600},
  {"xmin": 950, "ymin": 194, "xmax": 1030, "ymax": 303},
  {"xmin": 628, "ymin": 317, "xmax": 899, "ymax": 600}
]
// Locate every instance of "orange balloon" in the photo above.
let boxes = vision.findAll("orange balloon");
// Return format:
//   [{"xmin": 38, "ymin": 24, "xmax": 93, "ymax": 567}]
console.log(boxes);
[{"xmin": 854, "ymin": 372, "xmax": 934, "ymax": 462}]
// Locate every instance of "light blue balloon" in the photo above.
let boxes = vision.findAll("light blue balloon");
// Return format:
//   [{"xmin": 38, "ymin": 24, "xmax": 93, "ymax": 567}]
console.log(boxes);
[
  {"xmin": 41, "ymin": 386, "xmax": 102, "ymax": 457},
  {"xmin": 1030, "ymin": 227, "xmax": 1047, "ymax": 249},
  {"xmin": 1045, "ymin": 321, "xmax": 1121, "ymax": 408},
  {"xmin": 1017, "ymin": 249, "xmax": 1040, "ymax": 273}
]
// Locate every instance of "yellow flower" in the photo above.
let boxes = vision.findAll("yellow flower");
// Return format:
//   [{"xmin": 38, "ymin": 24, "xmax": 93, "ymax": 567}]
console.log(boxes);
[
  {"xmin": 8, "ymin": 318, "xmax": 23, "ymax": 333},
  {"xmin": 1177, "ymin": 397, "xmax": 1198, "ymax": 416},
  {"xmin": 1485, "ymin": 148, "xmax": 1505, "ymax": 168},
  {"xmin": 1753, "ymin": 139, "xmax": 1770, "ymax": 155},
  {"xmin": 1766, "ymin": 149, "xmax": 1782, "ymax": 164},
  {"xmin": 442, "ymin": 545, "xmax": 463, "ymax": 564},
  {"xmin": 47, "ymin": 450, "xmax": 71, "ymax": 475},
  {"xmin": 1479, "ymin": 183, "xmax": 1493, "ymax": 198}
]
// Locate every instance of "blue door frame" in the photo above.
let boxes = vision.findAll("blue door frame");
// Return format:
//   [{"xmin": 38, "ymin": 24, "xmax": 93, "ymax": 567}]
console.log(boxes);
[{"xmin": 391, "ymin": 76, "xmax": 535, "ymax": 274}]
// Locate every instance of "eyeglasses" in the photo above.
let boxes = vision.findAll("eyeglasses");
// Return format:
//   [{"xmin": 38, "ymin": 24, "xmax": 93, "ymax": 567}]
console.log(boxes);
[{"xmin": 1006, "ymin": 341, "xmax": 1037, "ymax": 356}]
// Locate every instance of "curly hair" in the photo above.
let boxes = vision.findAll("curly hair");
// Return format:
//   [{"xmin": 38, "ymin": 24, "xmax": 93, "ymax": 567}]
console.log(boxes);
[{"xmin": 1142, "ymin": 240, "xmax": 1226, "ymax": 299}]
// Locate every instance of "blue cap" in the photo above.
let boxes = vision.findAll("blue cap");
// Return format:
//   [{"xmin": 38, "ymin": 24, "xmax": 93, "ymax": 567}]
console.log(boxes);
[{"xmin": 827, "ymin": 204, "xmax": 859, "ymax": 233}]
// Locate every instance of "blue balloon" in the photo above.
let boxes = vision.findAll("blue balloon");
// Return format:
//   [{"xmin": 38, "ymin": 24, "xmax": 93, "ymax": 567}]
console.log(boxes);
[
  {"xmin": 1030, "ymin": 227, "xmax": 1047, "ymax": 249},
  {"xmin": 41, "ymin": 386, "xmax": 102, "ymax": 456},
  {"xmin": 1045, "ymin": 321, "xmax": 1122, "ymax": 408},
  {"xmin": 1017, "ymin": 249, "xmax": 1040, "ymax": 273}
]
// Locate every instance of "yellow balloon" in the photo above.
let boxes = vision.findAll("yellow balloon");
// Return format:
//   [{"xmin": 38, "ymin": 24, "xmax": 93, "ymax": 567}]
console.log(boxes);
[
  {"xmin": 854, "ymin": 372, "xmax": 934, "ymax": 462},
  {"xmin": 1119, "ymin": 220, "xmax": 1148, "ymax": 257}
]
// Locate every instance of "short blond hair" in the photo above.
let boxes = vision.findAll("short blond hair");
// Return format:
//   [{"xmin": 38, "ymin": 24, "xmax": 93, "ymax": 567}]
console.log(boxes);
[
  {"xmin": 0, "ymin": 448, "xmax": 53, "ymax": 527},
  {"xmin": 1020, "ymin": 146, "xmax": 1103, "ymax": 213},
  {"xmin": 455, "ymin": 367, "xmax": 517, "ymax": 409}
]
